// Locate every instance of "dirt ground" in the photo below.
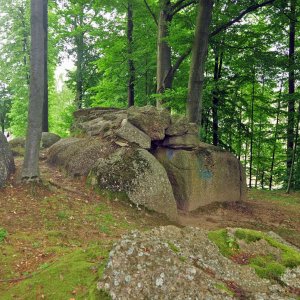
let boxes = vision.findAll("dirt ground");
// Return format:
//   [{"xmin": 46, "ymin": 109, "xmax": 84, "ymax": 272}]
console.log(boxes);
[{"xmin": 0, "ymin": 156, "xmax": 299, "ymax": 298}]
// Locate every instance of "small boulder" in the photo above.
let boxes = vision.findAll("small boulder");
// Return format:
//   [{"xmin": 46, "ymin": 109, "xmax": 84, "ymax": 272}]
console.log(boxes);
[
  {"xmin": 0, "ymin": 132, "xmax": 15, "ymax": 187},
  {"xmin": 162, "ymin": 134, "xmax": 199, "ymax": 149},
  {"xmin": 88, "ymin": 148, "xmax": 178, "ymax": 221},
  {"xmin": 127, "ymin": 105, "xmax": 170, "ymax": 141},
  {"xmin": 41, "ymin": 132, "xmax": 61, "ymax": 149},
  {"xmin": 166, "ymin": 115, "xmax": 198, "ymax": 136},
  {"xmin": 9, "ymin": 137, "xmax": 26, "ymax": 156},
  {"xmin": 72, "ymin": 108, "xmax": 127, "ymax": 137},
  {"xmin": 116, "ymin": 119, "xmax": 151, "ymax": 149}
]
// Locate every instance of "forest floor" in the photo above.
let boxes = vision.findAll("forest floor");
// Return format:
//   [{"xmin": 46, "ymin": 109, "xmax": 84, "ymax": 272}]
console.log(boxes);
[{"xmin": 0, "ymin": 156, "xmax": 299, "ymax": 299}]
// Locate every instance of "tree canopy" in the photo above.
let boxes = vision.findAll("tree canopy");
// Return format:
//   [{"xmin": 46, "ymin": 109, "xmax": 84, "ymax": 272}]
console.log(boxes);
[{"xmin": 0, "ymin": 0, "xmax": 299, "ymax": 190}]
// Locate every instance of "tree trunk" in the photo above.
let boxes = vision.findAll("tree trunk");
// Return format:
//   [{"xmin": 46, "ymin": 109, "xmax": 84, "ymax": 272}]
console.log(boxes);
[
  {"xmin": 22, "ymin": 0, "xmax": 45, "ymax": 181},
  {"xmin": 269, "ymin": 80, "xmax": 283, "ymax": 190},
  {"xmin": 187, "ymin": 0, "xmax": 213, "ymax": 124},
  {"xmin": 19, "ymin": 6, "xmax": 30, "ymax": 85},
  {"xmin": 156, "ymin": 0, "xmax": 172, "ymax": 106},
  {"xmin": 212, "ymin": 49, "xmax": 223, "ymax": 146},
  {"xmin": 74, "ymin": 10, "xmax": 84, "ymax": 109},
  {"xmin": 287, "ymin": 0, "xmax": 296, "ymax": 179},
  {"xmin": 249, "ymin": 70, "xmax": 255, "ymax": 188},
  {"xmin": 127, "ymin": 1, "xmax": 135, "ymax": 107},
  {"xmin": 287, "ymin": 102, "xmax": 300, "ymax": 193},
  {"xmin": 254, "ymin": 117, "xmax": 262, "ymax": 188},
  {"xmin": 42, "ymin": 0, "xmax": 48, "ymax": 132}
]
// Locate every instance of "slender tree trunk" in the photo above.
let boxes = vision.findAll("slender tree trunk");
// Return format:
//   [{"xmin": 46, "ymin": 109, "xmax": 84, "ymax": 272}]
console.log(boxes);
[
  {"xmin": 1, "ymin": 119, "xmax": 4, "ymax": 134},
  {"xmin": 249, "ymin": 70, "xmax": 255, "ymax": 188},
  {"xmin": 261, "ymin": 171, "xmax": 265, "ymax": 189},
  {"xmin": 22, "ymin": 0, "xmax": 45, "ymax": 181},
  {"xmin": 255, "ymin": 117, "xmax": 262, "ymax": 188},
  {"xmin": 156, "ymin": 0, "xmax": 172, "ymax": 106},
  {"xmin": 42, "ymin": 0, "xmax": 48, "ymax": 132},
  {"xmin": 287, "ymin": 0, "xmax": 296, "ymax": 179},
  {"xmin": 74, "ymin": 10, "xmax": 84, "ymax": 109},
  {"xmin": 127, "ymin": 1, "xmax": 135, "ymax": 107},
  {"xmin": 212, "ymin": 49, "xmax": 223, "ymax": 146},
  {"xmin": 19, "ymin": 6, "xmax": 30, "ymax": 85},
  {"xmin": 187, "ymin": 0, "xmax": 213, "ymax": 124},
  {"xmin": 269, "ymin": 80, "xmax": 283, "ymax": 190},
  {"xmin": 287, "ymin": 103, "xmax": 300, "ymax": 193}
]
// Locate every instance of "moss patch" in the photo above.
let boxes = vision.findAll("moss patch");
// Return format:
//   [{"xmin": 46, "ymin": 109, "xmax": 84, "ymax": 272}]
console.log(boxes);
[
  {"xmin": 214, "ymin": 283, "xmax": 235, "ymax": 297},
  {"xmin": 0, "ymin": 227, "xmax": 8, "ymax": 243},
  {"xmin": 0, "ymin": 245, "xmax": 110, "ymax": 300},
  {"xmin": 208, "ymin": 229, "xmax": 239, "ymax": 257},
  {"xmin": 208, "ymin": 228, "xmax": 300, "ymax": 282}
]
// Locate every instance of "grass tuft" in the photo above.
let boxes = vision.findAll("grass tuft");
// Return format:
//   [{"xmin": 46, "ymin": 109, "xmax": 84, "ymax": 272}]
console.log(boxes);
[{"xmin": 0, "ymin": 227, "xmax": 8, "ymax": 243}]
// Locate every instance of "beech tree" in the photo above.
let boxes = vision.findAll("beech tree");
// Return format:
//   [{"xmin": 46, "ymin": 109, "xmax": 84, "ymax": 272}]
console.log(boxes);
[
  {"xmin": 42, "ymin": 0, "xmax": 49, "ymax": 132},
  {"xmin": 22, "ymin": 0, "xmax": 46, "ymax": 181},
  {"xmin": 187, "ymin": 0, "xmax": 213, "ymax": 124}
]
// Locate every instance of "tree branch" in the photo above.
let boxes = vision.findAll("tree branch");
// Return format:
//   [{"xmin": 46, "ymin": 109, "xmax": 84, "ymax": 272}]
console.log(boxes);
[
  {"xmin": 163, "ymin": 46, "xmax": 192, "ymax": 86},
  {"xmin": 210, "ymin": 0, "xmax": 276, "ymax": 37},
  {"xmin": 171, "ymin": 0, "xmax": 197, "ymax": 17},
  {"xmin": 143, "ymin": 0, "xmax": 158, "ymax": 25},
  {"xmin": 171, "ymin": 46, "xmax": 192, "ymax": 75}
]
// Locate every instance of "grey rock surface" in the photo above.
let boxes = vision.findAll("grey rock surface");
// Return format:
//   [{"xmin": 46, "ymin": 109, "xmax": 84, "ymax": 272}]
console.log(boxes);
[
  {"xmin": 47, "ymin": 137, "xmax": 118, "ymax": 177},
  {"xmin": 98, "ymin": 226, "xmax": 294, "ymax": 300},
  {"xmin": 88, "ymin": 148, "xmax": 178, "ymax": 221},
  {"xmin": 72, "ymin": 108, "xmax": 127, "ymax": 137},
  {"xmin": 41, "ymin": 132, "xmax": 61, "ymax": 149},
  {"xmin": 0, "ymin": 132, "xmax": 15, "ymax": 187},
  {"xmin": 154, "ymin": 145, "xmax": 246, "ymax": 211},
  {"xmin": 116, "ymin": 119, "xmax": 151, "ymax": 149},
  {"xmin": 162, "ymin": 133, "xmax": 199, "ymax": 149},
  {"xmin": 165, "ymin": 115, "xmax": 198, "ymax": 136},
  {"xmin": 127, "ymin": 105, "xmax": 170, "ymax": 141}
]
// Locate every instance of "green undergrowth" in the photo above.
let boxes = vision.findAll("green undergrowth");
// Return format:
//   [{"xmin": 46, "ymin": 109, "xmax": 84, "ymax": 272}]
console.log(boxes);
[
  {"xmin": 0, "ymin": 244, "xmax": 110, "ymax": 300},
  {"xmin": 208, "ymin": 228, "xmax": 300, "ymax": 282},
  {"xmin": 0, "ymin": 227, "xmax": 8, "ymax": 242}
]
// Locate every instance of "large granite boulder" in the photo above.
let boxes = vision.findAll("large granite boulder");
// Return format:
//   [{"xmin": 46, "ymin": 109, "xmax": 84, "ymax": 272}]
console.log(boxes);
[
  {"xmin": 0, "ymin": 132, "xmax": 15, "ymax": 187},
  {"xmin": 47, "ymin": 137, "xmax": 118, "ymax": 177},
  {"xmin": 127, "ymin": 105, "xmax": 170, "ymax": 141},
  {"xmin": 88, "ymin": 148, "xmax": 178, "ymax": 221},
  {"xmin": 154, "ymin": 143, "xmax": 246, "ymax": 211},
  {"xmin": 41, "ymin": 132, "xmax": 61, "ymax": 149},
  {"xmin": 98, "ymin": 226, "xmax": 295, "ymax": 299}
]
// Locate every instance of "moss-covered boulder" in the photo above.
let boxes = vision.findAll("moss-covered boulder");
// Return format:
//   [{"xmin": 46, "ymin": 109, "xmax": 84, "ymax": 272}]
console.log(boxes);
[
  {"xmin": 88, "ymin": 148, "xmax": 178, "ymax": 221},
  {"xmin": 98, "ymin": 226, "xmax": 299, "ymax": 299},
  {"xmin": 0, "ymin": 132, "xmax": 15, "ymax": 187},
  {"xmin": 47, "ymin": 137, "xmax": 118, "ymax": 177},
  {"xmin": 154, "ymin": 143, "xmax": 246, "ymax": 211}
]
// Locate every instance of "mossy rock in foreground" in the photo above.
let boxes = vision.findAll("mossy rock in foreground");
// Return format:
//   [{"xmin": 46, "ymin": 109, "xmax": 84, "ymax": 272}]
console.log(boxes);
[{"xmin": 208, "ymin": 228, "xmax": 300, "ymax": 282}]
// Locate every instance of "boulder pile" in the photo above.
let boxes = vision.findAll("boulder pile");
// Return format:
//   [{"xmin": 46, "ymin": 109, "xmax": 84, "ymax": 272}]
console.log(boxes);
[
  {"xmin": 0, "ymin": 132, "xmax": 15, "ymax": 187},
  {"xmin": 48, "ymin": 106, "xmax": 246, "ymax": 220}
]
